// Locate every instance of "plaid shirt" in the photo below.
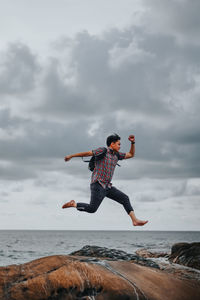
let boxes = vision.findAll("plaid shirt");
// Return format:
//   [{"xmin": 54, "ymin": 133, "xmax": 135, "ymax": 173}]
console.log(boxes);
[{"xmin": 91, "ymin": 147, "xmax": 126, "ymax": 189}]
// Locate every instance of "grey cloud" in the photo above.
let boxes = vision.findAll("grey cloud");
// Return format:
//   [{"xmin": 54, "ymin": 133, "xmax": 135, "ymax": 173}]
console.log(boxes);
[
  {"xmin": 1, "ymin": 191, "xmax": 9, "ymax": 197},
  {"xmin": 0, "ymin": 109, "xmax": 92, "ymax": 161},
  {"xmin": 38, "ymin": 30, "xmax": 172, "ymax": 119},
  {"xmin": 11, "ymin": 185, "xmax": 24, "ymax": 193},
  {"xmin": 71, "ymin": 30, "xmax": 172, "ymax": 116},
  {"xmin": 136, "ymin": 194, "xmax": 157, "ymax": 203},
  {"xmin": 184, "ymin": 181, "xmax": 200, "ymax": 197},
  {"xmin": 167, "ymin": 119, "xmax": 200, "ymax": 145},
  {"xmin": 30, "ymin": 199, "xmax": 48, "ymax": 206},
  {"xmin": 171, "ymin": 180, "xmax": 187, "ymax": 197},
  {"xmin": 34, "ymin": 177, "xmax": 60, "ymax": 188},
  {"xmin": 1, "ymin": 1, "xmax": 200, "ymax": 182},
  {"xmin": 142, "ymin": 0, "xmax": 200, "ymax": 45},
  {"xmin": 0, "ymin": 191, "xmax": 10, "ymax": 203},
  {"xmin": 40, "ymin": 24, "xmax": 200, "ymax": 125},
  {"xmin": 0, "ymin": 42, "xmax": 40, "ymax": 95},
  {"xmin": 0, "ymin": 162, "xmax": 37, "ymax": 181},
  {"xmin": 176, "ymin": 196, "xmax": 199, "ymax": 210},
  {"xmin": 0, "ymin": 108, "xmax": 100, "ymax": 180},
  {"xmin": 0, "ymin": 108, "xmax": 13, "ymax": 128}
]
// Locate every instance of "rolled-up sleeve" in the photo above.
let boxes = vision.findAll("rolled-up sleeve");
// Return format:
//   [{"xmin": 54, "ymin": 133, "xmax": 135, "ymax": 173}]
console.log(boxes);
[{"xmin": 118, "ymin": 152, "xmax": 126, "ymax": 160}]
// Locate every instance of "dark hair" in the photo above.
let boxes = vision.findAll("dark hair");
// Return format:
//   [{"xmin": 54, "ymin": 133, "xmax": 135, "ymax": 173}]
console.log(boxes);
[{"xmin": 106, "ymin": 133, "xmax": 121, "ymax": 147}]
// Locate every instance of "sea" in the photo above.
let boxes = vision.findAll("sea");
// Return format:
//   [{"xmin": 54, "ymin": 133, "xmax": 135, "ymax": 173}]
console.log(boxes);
[{"xmin": 0, "ymin": 230, "xmax": 200, "ymax": 267}]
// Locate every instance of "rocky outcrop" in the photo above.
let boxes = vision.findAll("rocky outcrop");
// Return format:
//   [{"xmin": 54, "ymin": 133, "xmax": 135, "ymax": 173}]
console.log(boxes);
[
  {"xmin": 169, "ymin": 242, "xmax": 200, "ymax": 270},
  {"xmin": 72, "ymin": 245, "xmax": 200, "ymax": 281},
  {"xmin": 70, "ymin": 245, "xmax": 160, "ymax": 269},
  {"xmin": 0, "ymin": 251, "xmax": 200, "ymax": 300}
]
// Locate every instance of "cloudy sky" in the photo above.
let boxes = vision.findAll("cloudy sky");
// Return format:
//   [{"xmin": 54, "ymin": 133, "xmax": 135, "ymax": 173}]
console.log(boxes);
[{"xmin": 0, "ymin": 0, "xmax": 200, "ymax": 230}]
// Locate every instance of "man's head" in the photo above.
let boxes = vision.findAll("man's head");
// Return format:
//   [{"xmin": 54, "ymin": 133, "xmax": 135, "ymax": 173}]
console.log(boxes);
[{"xmin": 106, "ymin": 133, "xmax": 121, "ymax": 152}]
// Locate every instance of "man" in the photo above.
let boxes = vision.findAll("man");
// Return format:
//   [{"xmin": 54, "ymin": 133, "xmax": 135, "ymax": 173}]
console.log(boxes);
[{"xmin": 62, "ymin": 133, "xmax": 148, "ymax": 227}]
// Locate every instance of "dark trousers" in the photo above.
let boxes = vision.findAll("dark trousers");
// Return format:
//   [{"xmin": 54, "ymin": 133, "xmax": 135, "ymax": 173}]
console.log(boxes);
[{"xmin": 77, "ymin": 182, "xmax": 134, "ymax": 215}]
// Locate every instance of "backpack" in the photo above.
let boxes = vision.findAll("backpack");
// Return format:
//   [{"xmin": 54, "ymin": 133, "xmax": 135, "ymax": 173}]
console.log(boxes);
[{"xmin": 82, "ymin": 147, "xmax": 120, "ymax": 171}]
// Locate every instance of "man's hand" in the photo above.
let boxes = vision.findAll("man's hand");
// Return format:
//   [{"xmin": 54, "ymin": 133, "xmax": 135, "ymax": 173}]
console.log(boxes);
[
  {"xmin": 128, "ymin": 135, "xmax": 135, "ymax": 143},
  {"xmin": 64, "ymin": 155, "xmax": 72, "ymax": 162}
]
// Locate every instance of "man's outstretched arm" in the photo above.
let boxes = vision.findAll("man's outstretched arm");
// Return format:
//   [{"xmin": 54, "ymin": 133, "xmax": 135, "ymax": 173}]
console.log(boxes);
[
  {"xmin": 125, "ymin": 135, "xmax": 135, "ymax": 159},
  {"xmin": 64, "ymin": 151, "xmax": 93, "ymax": 162}
]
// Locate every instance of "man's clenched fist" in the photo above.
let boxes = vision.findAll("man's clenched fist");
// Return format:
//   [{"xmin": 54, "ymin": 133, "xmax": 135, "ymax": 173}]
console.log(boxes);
[{"xmin": 128, "ymin": 135, "xmax": 135, "ymax": 143}]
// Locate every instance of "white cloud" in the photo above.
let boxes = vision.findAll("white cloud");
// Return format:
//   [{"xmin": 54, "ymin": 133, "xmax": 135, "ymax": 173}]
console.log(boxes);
[{"xmin": 109, "ymin": 40, "xmax": 154, "ymax": 69}]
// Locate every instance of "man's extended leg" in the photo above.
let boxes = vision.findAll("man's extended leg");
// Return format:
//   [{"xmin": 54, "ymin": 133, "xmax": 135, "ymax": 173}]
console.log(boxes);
[
  {"xmin": 106, "ymin": 186, "xmax": 148, "ymax": 226},
  {"xmin": 62, "ymin": 182, "xmax": 106, "ymax": 213}
]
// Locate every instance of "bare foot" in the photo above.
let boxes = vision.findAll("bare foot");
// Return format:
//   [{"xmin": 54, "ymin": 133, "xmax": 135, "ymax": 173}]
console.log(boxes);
[
  {"xmin": 62, "ymin": 200, "xmax": 76, "ymax": 209},
  {"xmin": 133, "ymin": 219, "xmax": 148, "ymax": 226}
]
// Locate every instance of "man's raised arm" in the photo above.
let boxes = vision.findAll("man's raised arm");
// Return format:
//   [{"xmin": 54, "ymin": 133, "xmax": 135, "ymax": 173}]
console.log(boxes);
[
  {"xmin": 64, "ymin": 151, "xmax": 93, "ymax": 162},
  {"xmin": 125, "ymin": 135, "xmax": 135, "ymax": 159}
]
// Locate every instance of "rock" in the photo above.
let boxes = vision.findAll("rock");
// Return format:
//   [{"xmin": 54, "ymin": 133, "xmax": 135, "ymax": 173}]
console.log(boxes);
[
  {"xmin": 0, "ymin": 254, "xmax": 200, "ymax": 300},
  {"xmin": 72, "ymin": 246, "xmax": 200, "ymax": 280},
  {"xmin": 135, "ymin": 249, "xmax": 168, "ymax": 259},
  {"xmin": 70, "ymin": 245, "xmax": 160, "ymax": 269},
  {"xmin": 169, "ymin": 242, "xmax": 200, "ymax": 270}
]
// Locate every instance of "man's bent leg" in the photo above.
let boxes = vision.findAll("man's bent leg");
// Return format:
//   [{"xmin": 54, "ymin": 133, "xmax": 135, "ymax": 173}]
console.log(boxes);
[
  {"xmin": 106, "ymin": 186, "xmax": 133, "ymax": 214},
  {"xmin": 76, "ymin": 182, "xmax": 106, "ymax": 213},
  {"xmin": 106, "ymin": 186, "xmax": 148, "ymax": 226}
]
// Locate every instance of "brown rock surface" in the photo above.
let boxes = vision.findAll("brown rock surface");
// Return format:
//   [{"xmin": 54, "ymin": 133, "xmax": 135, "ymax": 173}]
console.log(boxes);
[{"xmin": 0, "ymin": 254, "xmax": 200, "ymax": 300}]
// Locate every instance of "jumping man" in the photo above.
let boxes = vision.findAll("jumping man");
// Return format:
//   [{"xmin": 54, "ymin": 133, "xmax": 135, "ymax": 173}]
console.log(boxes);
[{"xmin": 62, "ymin": 134, "xmax": 148, "ymax": 227}]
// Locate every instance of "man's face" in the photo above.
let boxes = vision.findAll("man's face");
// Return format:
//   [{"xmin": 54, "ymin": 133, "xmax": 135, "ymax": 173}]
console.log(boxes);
[{"xmin": 110, "ymin": 140, "xmax": 121, "ymax": 152}]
